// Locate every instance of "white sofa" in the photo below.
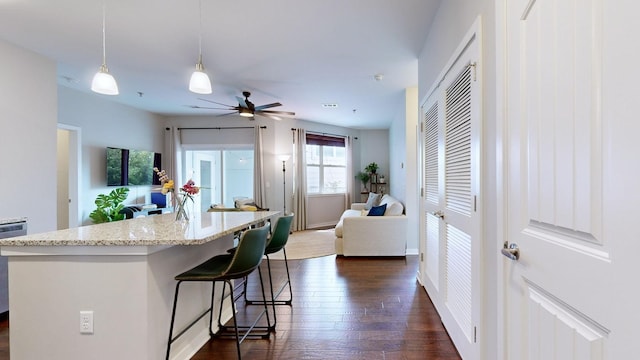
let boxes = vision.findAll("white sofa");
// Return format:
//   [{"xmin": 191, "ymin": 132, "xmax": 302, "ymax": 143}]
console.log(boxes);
[{"xmin": 334, "ymin": 194, "xmax": 407, "ymax": 256}]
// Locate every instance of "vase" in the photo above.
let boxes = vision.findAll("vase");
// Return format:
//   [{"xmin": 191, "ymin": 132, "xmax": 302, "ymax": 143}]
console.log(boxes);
[{"xmin": 173, "ymin": 193, "xmax": 190, "ymax": 221}]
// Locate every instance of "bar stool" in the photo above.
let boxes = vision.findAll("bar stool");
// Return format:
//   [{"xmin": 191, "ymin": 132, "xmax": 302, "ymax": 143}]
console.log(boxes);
[
  {"xmin": 230, "ymin": 214, "xmax": 294, "ymax": 328},
  {"xmin": 166, "ymin": 223, "xmax": 272, "ymax": 360}
]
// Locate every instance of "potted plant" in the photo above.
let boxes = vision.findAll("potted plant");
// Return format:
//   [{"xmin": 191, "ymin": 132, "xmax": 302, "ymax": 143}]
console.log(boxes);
[
  {"xmin": 365, "ymin": 162, "xmax": 379, "ymax": 174},
  {"xmin": 89, "ymin": 187, "xmax": 130, "ymax": 223},
  {"xmin": 356, "ymin": 171, "xmax": 370, "ymax": 191}
]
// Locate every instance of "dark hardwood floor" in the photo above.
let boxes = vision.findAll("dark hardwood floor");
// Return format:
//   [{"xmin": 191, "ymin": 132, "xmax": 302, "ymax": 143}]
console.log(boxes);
[
  {"xmin": 0, "ymin": 255, "xmax": 460, "ymax": 359},
  {"xmin": 192, "ymin": 255, "xmax": 461, "ymax": 360}
]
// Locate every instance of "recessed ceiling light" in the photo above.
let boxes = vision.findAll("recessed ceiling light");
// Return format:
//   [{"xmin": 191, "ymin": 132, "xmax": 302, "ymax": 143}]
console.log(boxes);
[{"xmin": 322, "ymin": 103, "xmax": 338, "ymax": 108}]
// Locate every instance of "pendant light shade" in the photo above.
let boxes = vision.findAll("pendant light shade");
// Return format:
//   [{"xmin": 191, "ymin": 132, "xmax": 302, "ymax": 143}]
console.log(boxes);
[
  {"xmin": 189, "ymin": 56, "xmax": 212, "ymax": 94},
  {"xmin": 92, "ymin": 64, "xmax": 119, "ymax": 95},
  {"xmin": 92, "ymin": 4, "xmax": 118, "ymax": 95},
  {"xmin": 189, "ymin": 0, "xmax": 212, "ymax": 94}
]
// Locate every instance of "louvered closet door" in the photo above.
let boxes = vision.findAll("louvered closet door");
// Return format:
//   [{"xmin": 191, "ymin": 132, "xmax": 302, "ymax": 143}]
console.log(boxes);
[
  {"xmin": 422, "ymin": 94, "xmax": 442, "ymax": 292},
  {"xmin": 419, "ymin": 22, "xmax": 481, "ymax": 360},
  {"xmin": 441, "ymin": 59, "xmax": 479, "ymax": 360}
]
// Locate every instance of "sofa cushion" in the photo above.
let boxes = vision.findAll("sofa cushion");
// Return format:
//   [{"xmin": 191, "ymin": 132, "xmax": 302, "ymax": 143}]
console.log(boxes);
[
  {"xmin": 364, "ymin": 192, "xmax": 382, "ymax": 210},
  {"xmin": 367, "ymin": 203, "xmax": 387, "ymax": 216},
  {"xmin": 334, "ymin": 209, "xmax": 361, "ymax": 237},
  {"xmin": 379, "ymin": 194, "xmax": 404, "ymax": 216}
]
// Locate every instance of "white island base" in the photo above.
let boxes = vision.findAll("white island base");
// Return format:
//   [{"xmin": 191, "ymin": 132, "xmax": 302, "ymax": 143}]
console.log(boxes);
[{"xmin": 1, "ymin": 211, "xmax": 279, "ymax": 360}]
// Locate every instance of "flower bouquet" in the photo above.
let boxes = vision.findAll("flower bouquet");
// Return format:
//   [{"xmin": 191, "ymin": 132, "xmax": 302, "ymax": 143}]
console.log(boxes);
[{"xmin": 154, "ymin": 168, "xmax": 200, "ymax": 221}]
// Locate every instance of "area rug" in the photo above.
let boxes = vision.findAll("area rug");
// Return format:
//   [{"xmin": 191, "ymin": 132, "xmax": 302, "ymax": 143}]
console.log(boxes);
[{"xmin": 268, "ymin": 228, "xmax": 337, "ymax": 260}]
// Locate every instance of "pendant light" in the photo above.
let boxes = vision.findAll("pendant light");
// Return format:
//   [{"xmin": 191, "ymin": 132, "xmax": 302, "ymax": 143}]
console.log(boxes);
[
  {"xmin": 91, "ymin": 4, "xmax": 119, "ymax": 95},
  {"xmin": 189, "ymin": 0, "xmax": 212, "ymax": 94}
]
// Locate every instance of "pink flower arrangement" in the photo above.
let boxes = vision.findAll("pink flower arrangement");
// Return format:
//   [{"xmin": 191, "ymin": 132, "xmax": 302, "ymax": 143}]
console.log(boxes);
[{"xmin": 181, "ymin": 179, "xmax": 200, "ymax": 196}]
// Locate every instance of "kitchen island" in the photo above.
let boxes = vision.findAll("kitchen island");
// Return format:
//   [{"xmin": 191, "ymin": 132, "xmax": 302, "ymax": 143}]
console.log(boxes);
[{"xmin": 0, "ymin": 210, "xmax": 279, "ymax": 360}]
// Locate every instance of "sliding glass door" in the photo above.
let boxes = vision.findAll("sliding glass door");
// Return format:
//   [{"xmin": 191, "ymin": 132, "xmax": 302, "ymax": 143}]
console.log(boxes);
[{"xmin": 185, "ymin": 148, "xmax": 254, "ymax": 210}]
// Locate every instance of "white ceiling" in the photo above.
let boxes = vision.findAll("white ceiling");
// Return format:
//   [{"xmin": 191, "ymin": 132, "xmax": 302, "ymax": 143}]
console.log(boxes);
[{"xmin": 0, "ymin": 0, "xmax": 441, "ymax": 129}]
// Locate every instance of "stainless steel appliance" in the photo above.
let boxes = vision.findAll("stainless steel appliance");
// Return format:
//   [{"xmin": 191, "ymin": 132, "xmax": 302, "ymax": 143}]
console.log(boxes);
[{"xmin": 0, "ymin": 219, "xmax": 27, "ymax": 313}]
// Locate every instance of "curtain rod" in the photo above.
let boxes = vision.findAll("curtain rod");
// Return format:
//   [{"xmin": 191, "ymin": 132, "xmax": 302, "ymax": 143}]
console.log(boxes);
[
  {"xmin": 175, "ymin": 126, "xmax": 266, "ymax": 130},
  {"xmin": 292, "ymin": 128, "xmax": 347, "ymax": 138}
]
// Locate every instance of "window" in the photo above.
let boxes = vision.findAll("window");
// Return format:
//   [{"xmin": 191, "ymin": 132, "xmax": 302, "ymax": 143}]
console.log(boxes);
[{"xmin": 305, "ymin": 134, "xmax": 346, "ymax": 194}]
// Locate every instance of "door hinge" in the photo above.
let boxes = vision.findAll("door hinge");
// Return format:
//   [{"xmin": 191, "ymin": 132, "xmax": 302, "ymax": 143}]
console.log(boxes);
[
  {"xmin": 420, "ymin": 122, "xmax": 424, "ymax": 133},
  {"xmin": 421, "ymin": 187, "xmax": 424, "ymax": 197},
  {"xmin": 474, "ymin": 195, "xmax": 477, "ymax": 212},
  {"xmin": 469, "ymin": 62, "xmax": 477, "ymax": 81},
  {"xmin": 420, "ymin": 253, "xmax": 424, "ymax": 262},
  {"xmin": 474, "ymin": 326, "xmax": 477, "ymax": 343}
]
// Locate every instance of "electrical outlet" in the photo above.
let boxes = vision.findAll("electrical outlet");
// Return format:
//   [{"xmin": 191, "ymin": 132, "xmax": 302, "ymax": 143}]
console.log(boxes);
[{"xmin": 80, "ymin": 311, "xmax": 94, "ymax": 334}]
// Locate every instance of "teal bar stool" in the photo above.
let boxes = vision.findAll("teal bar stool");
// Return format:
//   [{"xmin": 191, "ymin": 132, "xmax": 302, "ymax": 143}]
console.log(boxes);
[
  {"xmin": 166, "ymin": 223, "xmax": 272, "ymax": 360},
  {"xmin": 229, "ymin": 214, "xmax": 294, "ymax": 329}
]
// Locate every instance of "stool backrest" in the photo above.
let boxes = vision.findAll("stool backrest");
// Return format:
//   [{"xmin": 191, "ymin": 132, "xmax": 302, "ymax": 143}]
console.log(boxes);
[
  {"xmin": 223, "ymin": 223, "xmax": 270, "ymax": 278},
  {"xmin": 265, "ymin": 214, "xmax": 294, "ymax": 254}
]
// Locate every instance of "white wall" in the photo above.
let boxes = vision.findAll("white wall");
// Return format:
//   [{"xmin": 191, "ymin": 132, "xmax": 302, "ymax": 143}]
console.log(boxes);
[
  {"xmin": 358, "ymin": 130, "xmax": 389, "ymax": 179},
  {"xmin": 390, "ymin": 87, "xmax": 419, "ymax": 254},
  {"xmin": 57, "ymin": 86, "xmax": 165, "ymax": 225},
  {"xmin": 0, "ymin": 39, "xmax": 57, "ymax": 234},
  {"xmin": 56, "ymin": 129, "xmax": 70, "ymax": 229},
  {"xmin": 417, "ymin": 0, "xmax": 498, "ymax": 359}
]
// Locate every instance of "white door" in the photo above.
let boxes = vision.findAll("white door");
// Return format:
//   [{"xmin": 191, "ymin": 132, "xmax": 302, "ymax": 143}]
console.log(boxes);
[
  {"xmin": 499, "ymin": 0, "xmax": 640, "ymax": 358},
  {"xmin": 420, "ymin": 19, "xmax": 481, "ymax": 360},
  {"xmin": 192, "ymin": 152, "xmax": 217, "ymax": 212}
]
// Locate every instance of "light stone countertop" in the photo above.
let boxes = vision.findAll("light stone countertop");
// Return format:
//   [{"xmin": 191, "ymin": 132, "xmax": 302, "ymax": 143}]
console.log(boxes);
[{"xmin": 0, "ymin": 211, "xmax": 279, "ymax": 247}]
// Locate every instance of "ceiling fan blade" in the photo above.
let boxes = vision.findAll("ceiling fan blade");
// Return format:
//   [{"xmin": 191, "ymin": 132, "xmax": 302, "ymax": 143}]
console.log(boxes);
[
  {"xmin": 197, "ymin": 98, "xmax": 234, "ymax": 107},
  {"xmin": 189, "ymin": 105, "xmax": 236, "ymax": 110},
  {"xmin": 215, "ymin": 111, "xmax": 240, "ymax": 117},
  {"xmin": 259, "ymin": 113, "xmax": 283, "ymax": 121},
  {"xmin": 236, "ymin": 96, "xmax": 248, "ymax": 109},
  {"xmin": 258, "ymin": 109, "xmax": 296, "ymax": 116},
  {"xmin": 254, "ymin": 102, "xmax": 282, "ymax": 110}
]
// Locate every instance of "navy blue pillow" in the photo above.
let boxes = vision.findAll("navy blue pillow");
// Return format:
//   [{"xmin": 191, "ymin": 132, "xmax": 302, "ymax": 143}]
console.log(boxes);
[{"xmin": 367, "ymin": 203, "xmax": 387, "ymax": 216}]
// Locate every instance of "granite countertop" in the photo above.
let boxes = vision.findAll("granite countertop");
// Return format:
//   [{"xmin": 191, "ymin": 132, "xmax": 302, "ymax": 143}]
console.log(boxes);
[{"xmin": 0, "ymin": 211, "xmax": 279, "ymax": 247}]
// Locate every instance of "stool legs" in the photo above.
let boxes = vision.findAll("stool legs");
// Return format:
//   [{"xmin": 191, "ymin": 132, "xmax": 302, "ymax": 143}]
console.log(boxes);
[
  {"xmin": 166, "ymin": 269, "xmax": 272, "ymax": 360},
  {"xmin": 213, "ymin": 268, "xmax": 272, "ymax": 359},
  {"xmin": 246, "ymin": 249, "xmax": 294, "ymax": 306}
]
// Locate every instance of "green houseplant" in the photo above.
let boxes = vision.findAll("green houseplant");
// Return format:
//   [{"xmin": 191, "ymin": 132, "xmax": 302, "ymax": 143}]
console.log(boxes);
[
  {"xmin": 89, "ymin": 187, "xmax": 130, "ymax": 223},
  {"xmin": 365, "ymin": 162, "xmax": 379, "ymax": 174},
  {"xmin": 356, "ymin": 171, "xmax": 371, "ymax": 191}
]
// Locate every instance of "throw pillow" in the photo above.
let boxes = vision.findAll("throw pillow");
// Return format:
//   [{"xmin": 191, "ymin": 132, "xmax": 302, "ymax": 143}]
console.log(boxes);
[
  {"xmin": 364, "ymin": 192, "xmax": 382, "ymax": 210},
  {"xmin": 367, "ymin": 203, "xmax": 387, "ymax": 216}
]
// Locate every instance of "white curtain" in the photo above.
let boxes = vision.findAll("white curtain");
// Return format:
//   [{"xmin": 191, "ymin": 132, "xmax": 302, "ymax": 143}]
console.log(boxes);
[
  {"xmin": 164, "ymin": 127, "xmax": 184, "ymax": 205},
  {"xmin": 253, "ymin": 126, "xmax": 266, "ymax": 209},
  {"xmin": 292, "ymin": 128, "xmax": 307, "ymax": 231},
  {"xmin": 345, "ymin": 136, "xmax": 353, "ymax": 209}
]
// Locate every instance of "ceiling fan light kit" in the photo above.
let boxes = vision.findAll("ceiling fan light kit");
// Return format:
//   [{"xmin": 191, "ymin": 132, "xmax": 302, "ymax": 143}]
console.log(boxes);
[
  {"xmin": 239, "ymin": 107, "xmax": 254, "ymax": 117},
  {"xmin": 91, "ymin": 4, "xmax": 119, "ymax": 96}
]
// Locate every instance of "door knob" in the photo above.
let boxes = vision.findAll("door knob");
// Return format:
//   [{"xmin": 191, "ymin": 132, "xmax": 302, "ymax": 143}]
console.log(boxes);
[
  {"xmin": 501, "ymin": 242, "xmax": 519, "ymax": 261},
  {"xmin": 431, "ymin": 210, "xmax": 445, "ymax": 219}
]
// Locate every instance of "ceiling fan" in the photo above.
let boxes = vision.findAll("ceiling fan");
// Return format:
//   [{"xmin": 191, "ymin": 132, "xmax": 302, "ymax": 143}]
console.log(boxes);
[{"xmin": 191, "ymin": 91, "xmax": 295, "ymax": 120}]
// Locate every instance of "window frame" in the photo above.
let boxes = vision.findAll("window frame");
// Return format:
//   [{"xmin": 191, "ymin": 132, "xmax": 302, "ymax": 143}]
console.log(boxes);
[{"xmin": 305, "ymin": 134, "xmax": 347, "ymax": 195}]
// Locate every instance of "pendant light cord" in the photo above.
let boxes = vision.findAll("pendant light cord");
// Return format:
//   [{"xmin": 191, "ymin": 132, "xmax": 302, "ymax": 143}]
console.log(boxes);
[
  {"xmin": 197, "ymin": 0, "xmax": 203, "ymax": 63},
  {"xmin": 101, "ymin": 3, "xmax": 107, "ymax": 66}
]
